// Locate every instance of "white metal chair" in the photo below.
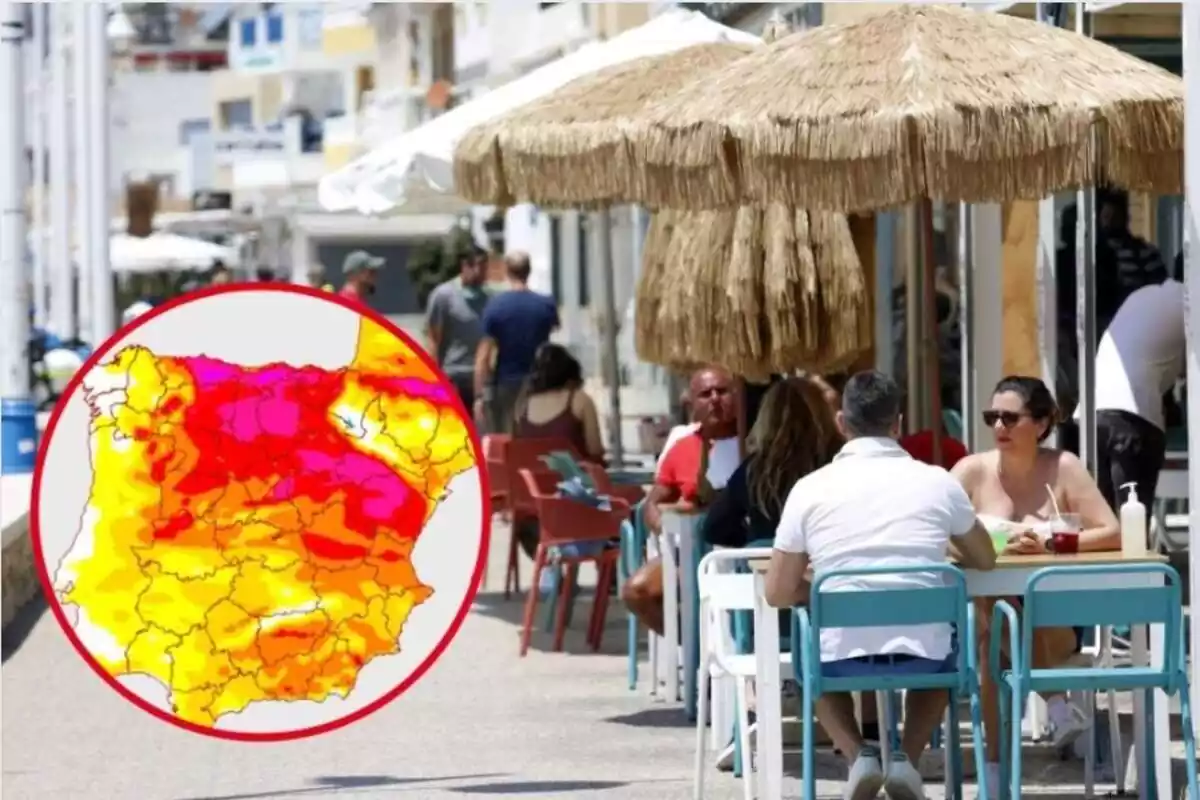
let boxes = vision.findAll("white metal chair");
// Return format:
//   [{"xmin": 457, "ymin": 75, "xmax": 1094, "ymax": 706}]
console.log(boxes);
[{"xmin": 694, "ymin": 548, "xmax": 788, "ymax": 800}]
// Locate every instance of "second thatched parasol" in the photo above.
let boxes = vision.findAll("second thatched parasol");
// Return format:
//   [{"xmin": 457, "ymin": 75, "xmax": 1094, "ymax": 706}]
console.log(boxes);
[
  {"xmin": 623, "ymin": 4, "xmax": 1183, "ymax": 212},
  {"xmin": 633, "ymin": 206, "xmax": 871, "ymax": 380},
  {"xmin": 453, "ymin": 42, "xmax": 759, "ymax": 209}
]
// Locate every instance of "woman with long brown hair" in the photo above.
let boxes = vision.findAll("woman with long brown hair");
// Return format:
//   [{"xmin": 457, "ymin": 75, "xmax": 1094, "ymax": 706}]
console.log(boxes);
[{"xmin": 702, "ymin": 376, "xmax": 843, "ymax": 548}]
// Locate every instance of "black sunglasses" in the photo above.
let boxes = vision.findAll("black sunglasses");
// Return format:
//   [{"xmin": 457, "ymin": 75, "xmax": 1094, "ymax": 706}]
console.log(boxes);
[{"xmin": 982, "ymin": 410, "xmax": 1026, "ymax": 428}]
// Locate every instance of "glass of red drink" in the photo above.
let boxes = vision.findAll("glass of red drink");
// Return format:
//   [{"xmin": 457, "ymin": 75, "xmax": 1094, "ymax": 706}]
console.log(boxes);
[{"xmin": 1050, "ymin": 513, "xmax": 1081, "ymax": 554}]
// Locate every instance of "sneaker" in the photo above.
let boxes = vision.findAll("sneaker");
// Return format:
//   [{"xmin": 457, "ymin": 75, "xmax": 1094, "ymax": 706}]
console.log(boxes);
[
  {"xmin": 882, "ymin": 753, "xmax": 926, "ymax": 800},
  {"xmin": 844, "ymin": 746, "xmax": 885, "ymax": 800},
  {"xmin": 1048, "ymin": 699, "xmax": 1090, "ymax": 751}
]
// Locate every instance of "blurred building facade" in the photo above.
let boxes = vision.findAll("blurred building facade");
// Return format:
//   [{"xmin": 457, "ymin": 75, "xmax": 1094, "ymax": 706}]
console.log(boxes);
[{"xmin": 453, "ymin": 1, "xmax": 656, "ymax": 383}]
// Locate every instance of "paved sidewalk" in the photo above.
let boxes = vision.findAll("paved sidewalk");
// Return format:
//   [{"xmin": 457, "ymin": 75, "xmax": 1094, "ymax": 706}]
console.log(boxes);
[{"xmin": 2, "ymin": 520, "xmax": 1185, "ymax": 799}]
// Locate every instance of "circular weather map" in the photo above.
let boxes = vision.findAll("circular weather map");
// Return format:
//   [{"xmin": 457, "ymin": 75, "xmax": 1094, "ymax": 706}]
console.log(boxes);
[{"xmin": 32, "ymin": 285, "xmax": 488, "ymax": 740}]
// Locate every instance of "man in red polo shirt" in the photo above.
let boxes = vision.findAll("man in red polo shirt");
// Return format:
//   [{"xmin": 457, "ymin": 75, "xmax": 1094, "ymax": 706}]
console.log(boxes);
[
  {"xmin": 338, "ymin": 250, "xmax": 384, "ymax": 305},
  {"xmin": 622, "ymin": 366, "xmax": 739, "ymax": 634}
]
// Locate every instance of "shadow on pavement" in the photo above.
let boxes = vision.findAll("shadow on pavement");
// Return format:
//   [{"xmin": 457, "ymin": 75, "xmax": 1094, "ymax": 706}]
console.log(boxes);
[
  {"xmin": 1, "ymin": 595, "xmax": 48, "ymax": 665},
  {"xmin": 603, "ymin": 707, "xmax": 690, "ymax": 729},
  {"xmin": 179, "ymin": 774, "xmax": 507, "ymax": 800},
  {"xmin": 449, "ymin": 780, "xmax": 625, "ymax": 795},
  {"xmin": 471, "ymin": 590, "xmax": 627, "ymax": 657}
]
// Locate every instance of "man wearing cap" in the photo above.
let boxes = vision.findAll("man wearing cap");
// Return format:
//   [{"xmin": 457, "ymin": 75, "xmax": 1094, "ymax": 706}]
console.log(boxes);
[{"xmin": 340, "ymin": 250, "xmax": 384, "ymax": 304}]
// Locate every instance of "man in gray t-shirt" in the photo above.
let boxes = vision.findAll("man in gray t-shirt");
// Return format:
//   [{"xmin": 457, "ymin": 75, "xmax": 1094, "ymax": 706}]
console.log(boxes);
[{"xmin": 426, "ymin": 246, "xmax": 491, "ymax": 410}]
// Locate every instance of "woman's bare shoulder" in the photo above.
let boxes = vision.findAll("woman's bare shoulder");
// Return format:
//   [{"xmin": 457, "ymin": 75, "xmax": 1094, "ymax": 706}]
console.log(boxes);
[
  {"xmin": 950, "ymin": 451, "xmax": 991, "ymax": 484},
  {"xmin": 1045, "ymin": 447, "xmax": 1089, "ymax": 481},
  {"xmin": 571, "ymin": 388, "xmax": 595, "ymax": 413}
]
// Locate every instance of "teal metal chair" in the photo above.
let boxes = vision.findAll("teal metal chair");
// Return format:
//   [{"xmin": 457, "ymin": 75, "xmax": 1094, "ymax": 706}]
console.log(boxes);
[
  {"xmin": 943, "ymin": 409, "xmax": 965, "ymax": 442},
  {"xmin": 791, "ymin": 564, "xmax": 988, "ymax": 800},
  {"xmin": 992, "ymin": 564, "xmax": 1199, "ymax": 800},
  {"xmin": 619, "ymin": 501, "xmax": 649, "ymax": 690}
]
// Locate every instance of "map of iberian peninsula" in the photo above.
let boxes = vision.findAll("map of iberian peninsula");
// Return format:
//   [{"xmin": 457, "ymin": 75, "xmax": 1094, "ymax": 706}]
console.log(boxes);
[{"xmin": 52, "ymin": 320, "xmax": 476, "ymax": 726}]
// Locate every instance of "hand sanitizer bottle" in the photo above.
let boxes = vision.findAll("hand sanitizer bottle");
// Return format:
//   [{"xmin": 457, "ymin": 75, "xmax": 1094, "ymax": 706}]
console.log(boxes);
[{"xmin": 1119, "ymin": 482, "xmax": 1146, "ymax": 556}]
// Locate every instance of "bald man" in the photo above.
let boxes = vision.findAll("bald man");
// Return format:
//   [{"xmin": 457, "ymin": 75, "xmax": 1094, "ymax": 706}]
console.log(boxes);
[
  {"xmin": 622, "ymin": 366, "xmax": 740, "ymax": 635},
  {"xmin": 474, "ymin": 251, "xmax": 559, "ymax": 433}
]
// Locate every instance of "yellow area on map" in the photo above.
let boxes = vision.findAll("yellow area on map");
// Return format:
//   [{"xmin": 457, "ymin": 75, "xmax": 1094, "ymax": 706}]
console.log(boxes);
[{"xmin": 53, "ymin": 320, "xmax": 476, "ymax": 728}]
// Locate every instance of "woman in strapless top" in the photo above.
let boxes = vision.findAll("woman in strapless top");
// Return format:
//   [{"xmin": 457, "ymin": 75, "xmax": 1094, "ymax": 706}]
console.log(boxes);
[{"xmin": 951, "ymin": 376, "xmax": 1119, "ymax": 794}]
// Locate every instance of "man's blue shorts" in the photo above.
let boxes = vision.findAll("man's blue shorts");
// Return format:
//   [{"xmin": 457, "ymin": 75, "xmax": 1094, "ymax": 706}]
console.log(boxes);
[{"xmin": 821, "ymin": 651, "xmax": 957, "ymax": 679}]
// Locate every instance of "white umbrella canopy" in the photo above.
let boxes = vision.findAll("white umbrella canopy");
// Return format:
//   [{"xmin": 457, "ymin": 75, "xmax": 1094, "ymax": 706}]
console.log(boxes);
[
  {"xmin": 316, "ymin": 8, "xmax": 760, "ymax": 216},
  {"xmin": 97, "ymin": 233, "xmax": 240, "ymax": 275}
]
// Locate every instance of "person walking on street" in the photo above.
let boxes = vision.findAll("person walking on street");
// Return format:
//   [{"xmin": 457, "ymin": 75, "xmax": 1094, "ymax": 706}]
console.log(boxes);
[
  {"xmin": 339, "ymin": 250, "xmax": 384, "ymax": 306},
  {"xmin": 426, "ymin": 245, "xmax": 491, "ymax": 410},
  {"xmin": 473, "ymin": 251, "xmax": 558, "ymax": 433}
]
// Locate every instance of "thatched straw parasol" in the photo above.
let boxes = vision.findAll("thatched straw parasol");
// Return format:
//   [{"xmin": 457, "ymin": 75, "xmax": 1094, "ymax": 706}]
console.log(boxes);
[
  {"xmin": 624, "ymin": 3, "xmax": 1183, "ymax": 212},
  {"xmin": 453, "ymin": 42, "xmax": 759, "ymax": 209},
  {"xmin": 634, "ymin": 206, "xmax": 871, "ymax": 379}
]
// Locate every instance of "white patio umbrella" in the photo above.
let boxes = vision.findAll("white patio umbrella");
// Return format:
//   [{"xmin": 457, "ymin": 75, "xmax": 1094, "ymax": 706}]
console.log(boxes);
[
  {"xmin": 96, "ymin": 233, "xmax": 240, "ymax": 275},
  {"xmin": 316, "ymin": 8, "xmax": 760, "ymax": 216}
]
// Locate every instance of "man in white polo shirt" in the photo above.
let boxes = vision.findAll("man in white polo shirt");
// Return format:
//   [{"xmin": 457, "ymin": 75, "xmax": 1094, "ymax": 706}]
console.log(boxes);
[
  {"xmin": 1088, "ymin": 266, "xmax": 1184, "ymax": 524},
  {"xmin": 766, "ymin": 371, "xmax": 996, "ymax": 800}
]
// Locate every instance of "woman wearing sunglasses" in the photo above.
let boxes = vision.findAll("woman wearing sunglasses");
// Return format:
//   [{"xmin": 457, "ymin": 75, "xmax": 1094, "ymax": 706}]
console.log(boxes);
[{"xmin": 950, "ymin": 375, "xmax": 1119, "ymax": 796}]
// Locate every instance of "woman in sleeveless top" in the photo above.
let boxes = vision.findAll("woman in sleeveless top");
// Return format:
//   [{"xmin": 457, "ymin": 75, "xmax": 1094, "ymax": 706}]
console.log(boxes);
[
  {"xmin": 513, "ymin": 344, "xmax": 605, "ymax": 464},
  {"xmin": 952, "ymin": 376, "xmax": 1119, "ymax": 796}
]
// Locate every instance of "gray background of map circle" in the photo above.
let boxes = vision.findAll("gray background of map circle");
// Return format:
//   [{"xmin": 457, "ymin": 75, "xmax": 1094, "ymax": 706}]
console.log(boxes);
[{"xmin": 36, "ymin": 289, "xmax": 485, "ymax": 735}]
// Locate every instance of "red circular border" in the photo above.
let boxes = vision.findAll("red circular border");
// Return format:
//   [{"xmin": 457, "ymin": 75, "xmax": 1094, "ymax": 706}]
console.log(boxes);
[{"xmin": 29, "ymin": 282, "xmax": 493, "ymax": 742}]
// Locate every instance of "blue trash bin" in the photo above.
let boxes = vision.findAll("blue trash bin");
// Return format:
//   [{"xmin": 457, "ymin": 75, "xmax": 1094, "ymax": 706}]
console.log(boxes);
[{"xmin": 1, "ymin": 398, "xmax": 38, "ymax": 474}]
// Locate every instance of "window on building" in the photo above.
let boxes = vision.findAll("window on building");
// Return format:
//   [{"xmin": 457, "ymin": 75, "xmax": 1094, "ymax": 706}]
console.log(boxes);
[
  {"xmin": 296, "ymin": 8, "xmax": 323, "ymax": 49},
  {"xmin": 265, "ymin": 12, "xmax": 284, "ymax": 44},
  {"xmin": 539, "ymin": 1, "xmax": 561, "ymax": 8},
  {"xmin": 239, "ymin": 18, "xmax": 256, "ymax": 48},
  {"xmin": 179, "ymin": 118, "xmax": 211, "ymax": 146},
  {"xmin": 219, "ymin": 98, "xmax": 254, "ymax": 130}
]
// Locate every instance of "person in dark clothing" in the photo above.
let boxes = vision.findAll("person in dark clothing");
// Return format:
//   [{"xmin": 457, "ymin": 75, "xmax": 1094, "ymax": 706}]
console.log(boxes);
[
  {"xmin": 1057, "ymin": 190, "xmax": 1168, "ymax": 352},
  {"xmin": 474, "ymin": 251, "xmax": 559, "ymax": 434}
]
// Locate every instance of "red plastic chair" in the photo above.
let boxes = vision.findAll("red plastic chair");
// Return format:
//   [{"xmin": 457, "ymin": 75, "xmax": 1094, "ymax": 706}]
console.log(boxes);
[
  {"xmin": 501, "ymin": 438, "xmax": 584, "ymax": 599},
  {"xmin": 517, "ymin": 467, "xmax": 627, "ymax": 656},
  {"xmin": 483, "ymin": 434, "xmax": 512, "ymax": 510},
  {"xmin": 481, "ymin": 434, "xmax": 512, "ymax": 594}
]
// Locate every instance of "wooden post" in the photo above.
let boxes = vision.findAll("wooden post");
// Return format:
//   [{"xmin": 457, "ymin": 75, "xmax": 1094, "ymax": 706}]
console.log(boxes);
[
  {"xmin": 1001, "ymin": 200, "xmax": 1041, "ymax": 377},
  {"xmin": 848, "ymin": 213, "xmax": 878, "ymax": 373}
]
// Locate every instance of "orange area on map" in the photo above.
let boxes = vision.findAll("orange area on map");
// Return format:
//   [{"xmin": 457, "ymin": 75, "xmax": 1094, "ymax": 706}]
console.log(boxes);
[{"xmin": 54, "ymin": 319, "xmax": 476, "ymax": 727}]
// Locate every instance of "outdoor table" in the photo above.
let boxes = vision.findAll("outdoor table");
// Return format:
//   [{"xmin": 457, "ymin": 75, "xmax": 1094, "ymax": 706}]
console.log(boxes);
[
  {"xmin": 657, "ymin": 503, "xmax": 705, "ymax": 711},
  {"xmin": 746, "ymin": 550, "xmax": 1172, "ymax": 800}
]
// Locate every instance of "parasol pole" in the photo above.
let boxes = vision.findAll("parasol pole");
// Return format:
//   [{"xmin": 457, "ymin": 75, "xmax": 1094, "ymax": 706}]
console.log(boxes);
[
  {"xmin": 921, "ymin": 199, "xmax": 943, "ymax": 467},
  {"xmin": 904, "ymin": 205, "xmax": 924, "ymax": 434},
  {"xmin": 958, "ymin": 202, "xmax": 975, "ymax": 450},
  {"xmin": 1184, "ymin": 0, "xmax": 1200, "ymax": 746},
  {"xmin": 595, "ymin": 207, "xmax": 625, "ymax": 466},
  {"xmin": 1034, "ymin": 0, "xmax": 1059, "ymax": 447}
]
